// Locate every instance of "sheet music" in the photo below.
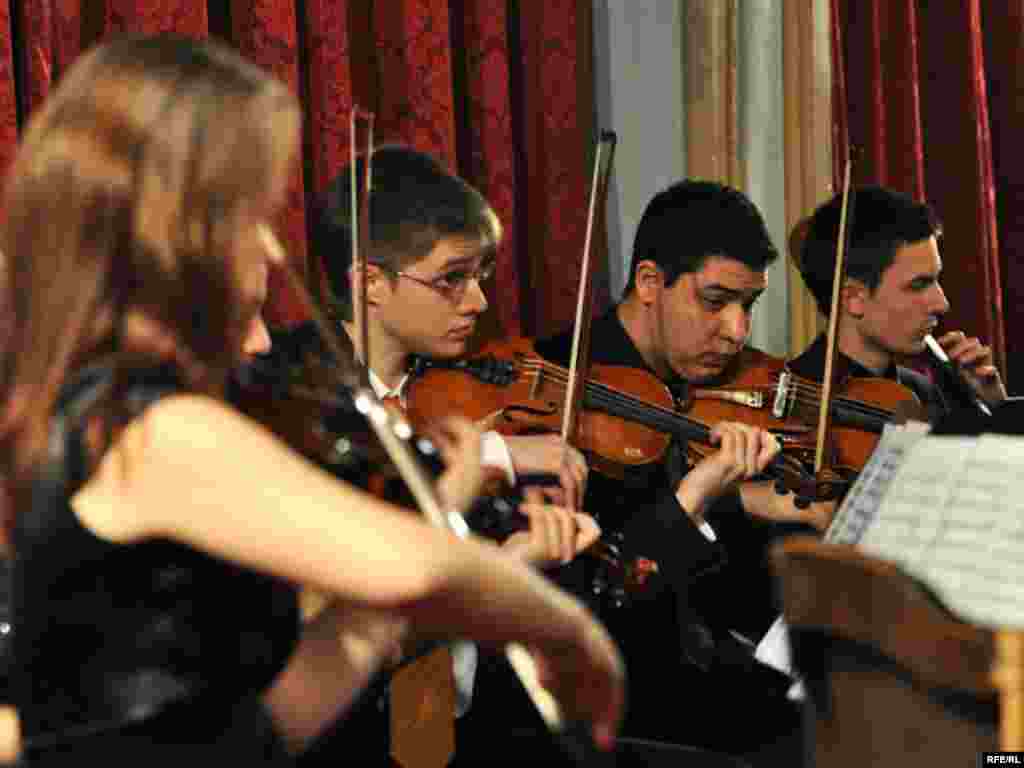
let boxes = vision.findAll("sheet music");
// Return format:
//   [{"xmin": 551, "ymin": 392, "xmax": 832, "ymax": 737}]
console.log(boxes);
[
  {"xmin": 824, "ymin": 420, "xmax": 932, "ymax": 545},
  {"xmin": 858, "ymin": 433, "xmax": 1024, "ymax": 629}
]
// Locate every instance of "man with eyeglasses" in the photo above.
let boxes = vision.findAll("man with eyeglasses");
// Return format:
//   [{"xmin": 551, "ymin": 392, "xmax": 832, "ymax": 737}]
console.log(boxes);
[
  {"xmin": 300, "ymin": 144, "xmax": 603, "ymax": 768},
  {"xmin": 313, "ymin": 144, "xmax": 590, "ymax": 515}
]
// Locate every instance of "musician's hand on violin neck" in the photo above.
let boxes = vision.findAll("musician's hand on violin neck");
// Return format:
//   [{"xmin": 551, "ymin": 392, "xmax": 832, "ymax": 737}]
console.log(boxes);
[
  {"xmin": 503, "ymin": 486, "xmax": 601, "ymax": 568},
  {"xmin": 739, "ymin": 481, "xmax": 837, "ymax": 531},
  {"xmin": 676, "ymin": 422, "xmax": 781, "ymax": 523},
  {"xmin": 936, "ymin": 330, "xmax": 1008, "ymax": 406},
  {"xmin": 429, "ymin": 415, "xmax": 487, "ymax": 515},
  {"xmin": 503, "ymin": 434, "xmax": 590, "ymax": 511}
]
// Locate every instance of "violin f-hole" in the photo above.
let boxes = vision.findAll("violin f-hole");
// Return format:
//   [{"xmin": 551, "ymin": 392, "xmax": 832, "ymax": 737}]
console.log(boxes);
[{"xmin": 500, "ymin": 402, "xmax": 561, "ymax": 429}]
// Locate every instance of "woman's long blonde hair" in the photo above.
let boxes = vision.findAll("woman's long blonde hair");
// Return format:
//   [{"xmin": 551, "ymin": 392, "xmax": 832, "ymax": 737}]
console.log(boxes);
[{"xmin": 0, "ymin": 35, "xmax": 300, "ymax": 531}]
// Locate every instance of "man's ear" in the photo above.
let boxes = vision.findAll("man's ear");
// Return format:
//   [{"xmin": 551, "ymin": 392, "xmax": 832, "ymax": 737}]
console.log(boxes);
[
  {"xmin": 632, "ymin": 260, "xmax": 664, "ymax": 305},
  {"xmin": 350, "ymin": 263, "xmax": 390, "ymax": 306},
  {"xmin": 842, "ymin": 278, "xmax": 870, "ymax": 319}
]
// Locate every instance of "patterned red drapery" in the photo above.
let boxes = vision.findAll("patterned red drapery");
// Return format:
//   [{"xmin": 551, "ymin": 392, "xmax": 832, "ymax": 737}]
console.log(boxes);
[
  {"xmin": 0, "ymin": 0, "xmax": 600, "ymax": 341},
  {"xmin": 0, "ymin": 2, "xmax": 16, "ymax": 184},
  {"xmin": 832, "ymin": 0, "xmax": 1013, "ymax": 387}
]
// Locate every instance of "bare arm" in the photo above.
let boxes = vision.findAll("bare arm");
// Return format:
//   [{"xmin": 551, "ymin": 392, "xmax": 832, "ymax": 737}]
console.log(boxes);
[
  {"xmin": 0, "ymin": 706, "xmax": 18, "ymax": 765},
  {"xmin": 739, "ymin": 482, "xmax": 835, "ymax": 532},
  {"xmin": 72, "ymin": 394, "xmax": 623, "ymax": 745},
  {"xmin": 262, "ymin": 601, "xmax": 405, "ymax": 753}
]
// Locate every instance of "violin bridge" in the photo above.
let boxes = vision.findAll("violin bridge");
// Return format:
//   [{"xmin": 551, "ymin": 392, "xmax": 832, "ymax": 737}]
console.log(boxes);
[
  {"xmin": 528, "ymin": 367, "xmax": 542, "ymax": 399},
  {"xmin": 692, "ymin": 389, "xmax": 764, "ymax": 409},
  {"xmin": 772, "ymin": 371, "xmax": 792, "ymax": 419}
]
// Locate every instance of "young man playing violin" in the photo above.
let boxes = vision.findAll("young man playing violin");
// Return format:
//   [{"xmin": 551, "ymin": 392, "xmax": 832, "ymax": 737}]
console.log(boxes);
[
  {"xmin": 793, "ymin": 185, "xmax": 1007, "ymax": 421},
  {"xmin": 534, "ymin": 179, "xmax": 819, "ymax": 765},
  {"xmin": 303, "ymin": 145, "xmax": 607, "ymax": 767}
]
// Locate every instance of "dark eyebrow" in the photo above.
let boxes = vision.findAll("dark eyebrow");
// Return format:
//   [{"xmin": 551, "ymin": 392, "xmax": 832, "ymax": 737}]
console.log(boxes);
[
  {"xmin": 438, "ymin": 258, "xmax": 475, "ymax": 271},
  {"xmin": 437, "ymin": 253, "xmax": 491, "ymax": 271},
  {"xmin": 701, "ymin": 283, "xmax": 765, "ymax": 301}
]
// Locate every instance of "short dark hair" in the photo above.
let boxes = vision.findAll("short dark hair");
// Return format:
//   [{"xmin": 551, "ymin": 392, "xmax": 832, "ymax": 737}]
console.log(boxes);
[
  {"xmin": 799, "ymin": 185, "xmax": 942, "ymax": 316},
  {"xmin": 623, "ymin": 179, "xmax": 778, "ymax": 295},
  {"xmin": 311, "ymin": 145, "xmax": 501, "ymax": 320}
]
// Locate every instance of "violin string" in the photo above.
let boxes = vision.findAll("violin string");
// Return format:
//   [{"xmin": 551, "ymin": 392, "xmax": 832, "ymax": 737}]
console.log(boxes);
[
  {"xmin": 518, "ymin": 359, "xmax": 815, "ymax": 452},
  {"xmin": 781, "ymin": 380, "xmax": 895, "ymax": 421},
  {"xmin": 521, "ymin": 358, "xmax": 802, "ymax": 447},
  {"xmin": 517, "ymin": 359, "xmax": 712, "ymax": 440},
  {"xmin": 784, "ymin": 386, "xmax": 893, "ymax": 418},
  {"xmin": 776, "ymin": 373, "xmax": 895, "ymax": 413},
  {"xmin": 518, "ymin": 362, "xmax": 810, "ymax": 480},
  {"xmin": 513, "ymin": 360, "xmax": 831, "ymax": 487},
  {"xmin": 516, "ymin": 357, "xmax": 893, "ymax": 428}
]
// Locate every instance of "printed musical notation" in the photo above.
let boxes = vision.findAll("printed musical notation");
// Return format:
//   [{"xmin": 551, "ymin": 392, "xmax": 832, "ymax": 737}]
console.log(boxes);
[
  {"xmin": 856, "ymin": 432, "xmax": 1024, "ymax": 629},
  {"xmin": 825, "ymin": 421, "xmax": 932, "ymax": 546}
]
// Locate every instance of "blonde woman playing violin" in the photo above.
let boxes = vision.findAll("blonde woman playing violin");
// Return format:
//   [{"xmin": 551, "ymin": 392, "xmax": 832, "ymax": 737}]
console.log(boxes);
[{"xmin": 0, "ymin": 35, "xmax": 622, "ymax": 765}]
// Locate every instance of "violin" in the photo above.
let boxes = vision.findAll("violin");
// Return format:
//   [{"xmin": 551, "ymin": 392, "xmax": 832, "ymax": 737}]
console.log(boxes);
[
  {"xmin": 681, "ymin": 346, "xmax": 928, "ymax": 473},
  {"xmin": 231, "ymin": 322, "xmax": 658, "ymax": 609},
  {"xmin": 404, "ymin": 335, "xmax": 820, "ymax": 498}
]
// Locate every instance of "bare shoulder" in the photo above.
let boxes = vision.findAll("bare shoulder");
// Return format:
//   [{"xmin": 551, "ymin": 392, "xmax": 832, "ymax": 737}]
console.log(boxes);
[
  {"xmin": 73, "ymin": 393, "xmax": 282, "ymax": 544},
  {"xmin": 106, "ymin": 392, "xmax": 268, "ymax": 473}
]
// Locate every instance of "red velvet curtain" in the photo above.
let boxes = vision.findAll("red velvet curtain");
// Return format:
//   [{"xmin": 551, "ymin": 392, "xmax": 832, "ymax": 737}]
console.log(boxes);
[
  {"xmin": 0, "ymin": 0, "xmax": 600, "ymax": 340},
  {"xmin": 832, "ymin": 0, "xmax": 1016, "ymax": 388}
]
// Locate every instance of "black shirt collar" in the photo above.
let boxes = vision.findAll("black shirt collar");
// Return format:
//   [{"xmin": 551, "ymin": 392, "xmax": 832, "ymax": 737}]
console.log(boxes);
[{"xmin": 788, "ymin": 334, "xmax": 901, "ymax": 383}]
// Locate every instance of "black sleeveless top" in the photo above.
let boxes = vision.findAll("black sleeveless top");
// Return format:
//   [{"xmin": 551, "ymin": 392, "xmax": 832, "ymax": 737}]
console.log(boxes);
[{"xmin": 11, "ymin": 366, "xmax": 301, "ymax": 764}]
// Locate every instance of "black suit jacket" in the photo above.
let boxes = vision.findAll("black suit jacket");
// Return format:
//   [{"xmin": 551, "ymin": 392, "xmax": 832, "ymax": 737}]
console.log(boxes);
[{"xmin": 532, "ymin": 308, "xmax": 800, "ymax": 755}]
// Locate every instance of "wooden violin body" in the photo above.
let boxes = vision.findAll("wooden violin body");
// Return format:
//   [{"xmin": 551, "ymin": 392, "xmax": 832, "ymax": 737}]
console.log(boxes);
[
  {"xmin": 407, "ymin": 336, "xmax": 673, "ymax": 478},
  {"xmin": 681, "ymin": 346, "xmax": 927, "ymax": 475},
  {"xmin": 406, "ymin": 336, "xmax": 816, "ymax": 496},
  {"xmin": 237, "ymin": 325, "xmax": 657, "ymax": 609}
]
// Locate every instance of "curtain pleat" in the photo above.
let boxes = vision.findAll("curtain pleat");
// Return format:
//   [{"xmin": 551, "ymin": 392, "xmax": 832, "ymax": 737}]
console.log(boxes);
[
  {"xmin": 829, "ymin": 0, "xmax": 848, "ymax": 186},
  {"xmin": 684, "ymin": 1, "xmax": 741, "ymax": 188},
  {"xmin": 0, "ymin": 2, "xmax": 17, "ymax": 184},
  {"xmin": 982, "ymin": 1, "xmax": 1024, "ymax": 390},
  {"xmin": 303, "ymin": 0, "xmax": 353, "ymax": 197},
  {"xmin": 838, "ymin": 0, "xmax": 923, "ymax": 196},
  {"xmin": 916, "ymin": 0, "xmax": 1003, "ymax": 374},
  {"xmin": 231, "ymin": 0, "xmax": 307, "ymax": 325},
  {"xmin": 19, "ymin": 2, "xmax": 52, "ymax": 119},
  {"xmin": 0, "ymin": 1, "xmax": 599, "ymax": 344},
  {"xmin": 516, "ymin": 2, "xmax": 593, "ymax": 337},
  {"xmin": 461, "ymin": 0, "xmax": 521, "ymax": 337},
  {"xmin": 783, "ymin": 0, "xmax": 830, "ymax": 356},
  {"xmin": 16, "ymin": 1, "xmax": 82, "ymax": 121},
  {"xmin": 373, "ymin": 0, "xmax": 456, "ymax": 166},
  {"xmin": 834, "ymin": 0, "xmax": 1007, "ymax": 380},
  {"xmin": 103, "ymin": 0, "xmax": 207, "ymax": 36}
]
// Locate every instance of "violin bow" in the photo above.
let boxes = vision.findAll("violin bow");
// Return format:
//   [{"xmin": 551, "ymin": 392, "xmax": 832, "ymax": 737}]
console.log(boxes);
[
  {"xmin": 560, "ymin": 131, "xmax": 618, "ymax": 446},
  {"xmin": 350, "ymin": 107, "xmax": 376, "ymax": 387},
  {"xmin": 813, "ymin": 154, "xmax": 855, "ymax": 475},
  {"xmin": 256, "ymin": 110, "xmax": 376, "ymax": 392},
  {"xmin": 353, "ymin": 389, "xmax": 600, "ymax": 765}
]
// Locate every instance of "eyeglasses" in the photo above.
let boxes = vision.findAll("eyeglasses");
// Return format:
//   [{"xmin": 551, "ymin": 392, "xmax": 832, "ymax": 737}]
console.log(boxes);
[{"xmin": 383, "ymin": 260, "xmax": 496, "ymax": 303}]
